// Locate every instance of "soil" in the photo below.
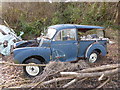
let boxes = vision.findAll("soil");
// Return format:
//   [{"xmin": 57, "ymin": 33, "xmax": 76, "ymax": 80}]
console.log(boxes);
[{"xmin": 0, "ymin": 40, "xmax": 119, "ymax": 89}]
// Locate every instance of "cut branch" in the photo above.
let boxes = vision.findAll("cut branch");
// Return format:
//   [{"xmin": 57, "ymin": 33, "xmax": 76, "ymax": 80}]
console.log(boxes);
[
  {"xmin": 98, "ymin": 74, "xmax": 104, "ymax": 81},
  {"xmin": 0, "ymin": 61, "xmax": 46, "ymax": 66},
  {"xmin": 41, "ymin": 76, "xmax": 75, "ymax": 86},
  {"xmin": 62, "ymin": 78, "xmax": 87, "ymax": 88},
  {"xmin": 96, "ymin": 77, "xmax": 110, "ymax": 88},
  {"xmin": 60, "ymin": 68, "xmax": 119, "ymax": 79},
  {"xmin": 63, "ymin": 79, "xmax": 78, "ymax": 88},
  {"xmin": 79, "ymin": 64, "xmax": 120, "ymax": 73}
]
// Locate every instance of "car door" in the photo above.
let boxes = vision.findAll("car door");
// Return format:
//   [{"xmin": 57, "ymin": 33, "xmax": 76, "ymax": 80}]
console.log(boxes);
[{"xmin": 51, "ymin": 28, "xmax": 78, "ymax": 62}]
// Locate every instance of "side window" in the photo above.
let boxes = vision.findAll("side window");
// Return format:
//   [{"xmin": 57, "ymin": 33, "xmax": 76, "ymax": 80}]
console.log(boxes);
[
  {"xmin": 54, "ymin": 29, "xmax": 76, "ymax": 41},
  {"xmin": 54, "ymin": 31, "xmax": 61, "ymax": 41}
]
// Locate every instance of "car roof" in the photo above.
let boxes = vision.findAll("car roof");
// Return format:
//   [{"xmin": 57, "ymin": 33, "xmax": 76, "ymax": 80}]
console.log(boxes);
[{"xmin": 48, "ymin": 24, "xmax": 104, "ymax": 32}]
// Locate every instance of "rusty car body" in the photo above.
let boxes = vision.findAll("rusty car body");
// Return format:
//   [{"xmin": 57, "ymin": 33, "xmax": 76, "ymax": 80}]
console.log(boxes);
[{"xmin": 13, "ymin": 24, "xmax": 109, "ymax": 77}]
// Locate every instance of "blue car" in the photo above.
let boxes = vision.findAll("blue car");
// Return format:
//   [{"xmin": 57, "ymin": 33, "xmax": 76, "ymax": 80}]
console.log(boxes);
[{"xmin": 13, "ymin": 24, "xmax": 109, "ymax": 77}]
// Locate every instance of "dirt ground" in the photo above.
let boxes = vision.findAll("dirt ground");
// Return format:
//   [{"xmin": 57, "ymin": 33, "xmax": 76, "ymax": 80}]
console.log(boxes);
[{"xmin": 0, "ymin": 40, "xmax": 119, "ymax": 89}]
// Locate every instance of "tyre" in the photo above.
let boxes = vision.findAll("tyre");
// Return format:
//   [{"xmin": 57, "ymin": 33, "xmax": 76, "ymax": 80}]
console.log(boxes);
[
  {"xmin": 88, "ymin": 51, "xmax": 100, "ymax": 63},
  {"xmin": 23, "ymin": 58, "xmax": 44, "ymax": 77}
]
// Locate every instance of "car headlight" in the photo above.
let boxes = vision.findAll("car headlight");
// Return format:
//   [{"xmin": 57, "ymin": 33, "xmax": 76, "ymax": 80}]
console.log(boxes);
[{"xmin": 3, "ymin": 40, "xmax": 8, "ymax": 48}]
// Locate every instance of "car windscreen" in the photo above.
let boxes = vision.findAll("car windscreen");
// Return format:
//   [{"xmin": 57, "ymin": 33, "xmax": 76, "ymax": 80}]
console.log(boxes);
[{"xmin": 45, "ymin": 28, "xmax": 56, "ymax": 39}]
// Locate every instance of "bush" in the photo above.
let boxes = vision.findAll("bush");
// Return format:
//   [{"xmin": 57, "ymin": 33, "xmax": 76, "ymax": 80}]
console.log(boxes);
[{"xmin": 2, "ymin": 2, "xmax": 119, "ymax": 39}]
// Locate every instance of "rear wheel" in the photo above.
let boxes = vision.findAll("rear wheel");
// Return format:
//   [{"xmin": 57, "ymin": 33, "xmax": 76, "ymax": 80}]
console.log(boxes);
[
  {"xmin": 88, "ymin": 51, "xmax": 100, "ymax": 63},
  {"xmin": 23, "ymin": 58, "xmax": 44, "ymax": 77}
]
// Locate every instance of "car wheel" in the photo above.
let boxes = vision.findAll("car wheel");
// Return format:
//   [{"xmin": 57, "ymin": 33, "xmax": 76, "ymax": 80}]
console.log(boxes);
[
  {"xmin": 88, "ymin": 51, "xmax": 100, "ymax": 63},
  {"xmin": 23, "ymin": 58, "xmax": 44, "ymax": 77}
]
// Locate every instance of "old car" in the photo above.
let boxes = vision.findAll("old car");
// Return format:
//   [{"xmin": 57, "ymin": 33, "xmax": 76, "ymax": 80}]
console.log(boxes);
[
  {"xmin": 0, "ymin": 25, "xmax": 24, "ymax": 56},
  {"xmin": 13, "ymin": 24, "xmax": 109, "ymax": 77}
]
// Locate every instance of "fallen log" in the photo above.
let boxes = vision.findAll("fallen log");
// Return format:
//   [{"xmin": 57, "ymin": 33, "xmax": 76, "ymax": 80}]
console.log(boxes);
[
  {"xmin": 60, "ymin": 68, "xmax": 119, "ymax": 79},
  {"xmin": 41, "ymin": 76, "xmax": 74, "ymax": 86},
  {"xmin": 79, "ymin": 64, "xmax": 120, "ymax": 73}
]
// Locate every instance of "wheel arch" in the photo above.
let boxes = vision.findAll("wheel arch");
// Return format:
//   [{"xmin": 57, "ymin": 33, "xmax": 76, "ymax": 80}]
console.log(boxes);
[
  {"xmin": 94, "ymin": 49, "xmax": 101, "ymax": 54},
  {"xmin": 22, "ymin": 55, "xmax": 46, "ymax": 64},
  {"xmin": 13, "ymin": 47, "xmax": 51, "ymax": 64},
  {"xmin": 85, "ymin": 44, "xmax": 107, "ymax": 58}
]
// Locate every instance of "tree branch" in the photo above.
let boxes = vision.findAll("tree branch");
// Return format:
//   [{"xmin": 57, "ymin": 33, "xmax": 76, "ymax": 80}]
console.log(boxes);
[
  {"xmin": 79, "ymin": 64, "xmax": 120, "ymax": 73},
  {"xmin": 60, "ymin": 68, "xmax": 119, "ymax": 79},
  {"xmin": 96, "ymin": 77, "xmax": 110, "ymax": 88},
  {"xmin": 0, "ymin": 61, "xmax": 46, "ymax": 67}
]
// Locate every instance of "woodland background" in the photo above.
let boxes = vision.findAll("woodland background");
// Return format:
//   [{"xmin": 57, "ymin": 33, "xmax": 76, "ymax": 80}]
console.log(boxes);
[{"xmin": 0, "ymin": 2, "xmax": 119, "ymax": 39}]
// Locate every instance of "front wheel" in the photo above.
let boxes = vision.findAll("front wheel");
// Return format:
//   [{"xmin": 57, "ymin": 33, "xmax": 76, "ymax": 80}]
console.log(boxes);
[
  {"xmin": 88, "ymin": 51, "xmax": 100, "ymax": 63},
  {"xmin": 23, "ymin": 58, "xmax": 44, "ymax": 77}
]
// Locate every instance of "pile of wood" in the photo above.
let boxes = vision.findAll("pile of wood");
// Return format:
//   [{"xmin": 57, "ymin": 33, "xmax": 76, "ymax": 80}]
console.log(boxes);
[
  {"xmin": 1, "ymin": 60, "xmax": 119, "ymax": 89},
  {"xmin": 31, "ymin": 63, "xmax": 119, "ymax": 88}
]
